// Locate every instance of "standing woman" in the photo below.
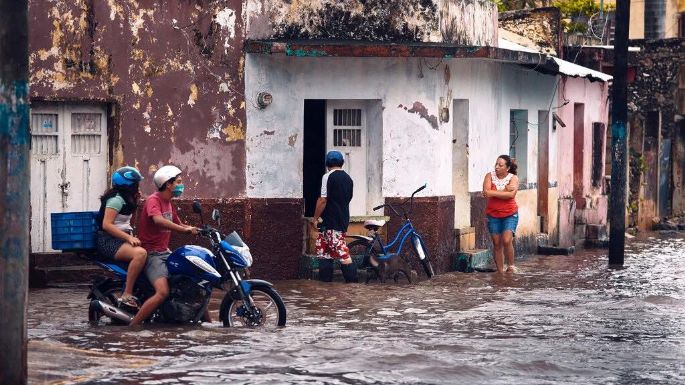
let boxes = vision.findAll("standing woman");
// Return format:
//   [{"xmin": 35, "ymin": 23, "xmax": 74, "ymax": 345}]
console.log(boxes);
[
  {"xmin": 482, "ymin": 155, "xmax": 519, "ymax": 273},
  {"xmin": 96, "ymin": 166, "xmax": 147, "ymax": 307}
]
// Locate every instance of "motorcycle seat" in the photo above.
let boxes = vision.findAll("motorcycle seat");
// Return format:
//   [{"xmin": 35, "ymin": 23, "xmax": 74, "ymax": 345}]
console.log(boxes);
[{"xmin": 364, "ymin": 219, "xmax": 386, "ymax": 231}]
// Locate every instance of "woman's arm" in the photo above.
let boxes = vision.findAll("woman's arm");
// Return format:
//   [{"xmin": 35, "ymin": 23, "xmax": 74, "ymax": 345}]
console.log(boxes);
[
  {"xmin": 482, "ymin": 173, "xmax": 491, "ymax": 197},
  {"xmin": 102, "ymin": 208, "xmax": 139, "ymax": 246},
  {"xmin": 487, "ymin": 175, "xmax": 519, "ymax": 199}
]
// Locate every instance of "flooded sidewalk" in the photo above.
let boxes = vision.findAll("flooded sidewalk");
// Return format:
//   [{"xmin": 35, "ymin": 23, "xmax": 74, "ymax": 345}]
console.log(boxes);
[{"xmin": 28, "ymin": 232, "xmax": 685, "ymax": 384}]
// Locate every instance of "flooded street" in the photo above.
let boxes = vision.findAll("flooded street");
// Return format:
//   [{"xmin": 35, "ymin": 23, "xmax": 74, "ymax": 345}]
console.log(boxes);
[{"xmin": 28, "ymin": 232, "xmax": 685, "ymax": 385}]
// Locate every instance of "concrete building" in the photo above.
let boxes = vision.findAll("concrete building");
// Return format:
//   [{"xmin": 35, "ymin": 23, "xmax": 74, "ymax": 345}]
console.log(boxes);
[{"xmin": 27, "ymin": 0, "xmax": 611, "ymax": 282}]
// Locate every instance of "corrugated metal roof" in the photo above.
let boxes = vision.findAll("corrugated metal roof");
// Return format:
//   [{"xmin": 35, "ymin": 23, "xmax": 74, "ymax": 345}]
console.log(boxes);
[{"xmin": 498, "ymin": 36, "xmax": 613, "ymax": 82}]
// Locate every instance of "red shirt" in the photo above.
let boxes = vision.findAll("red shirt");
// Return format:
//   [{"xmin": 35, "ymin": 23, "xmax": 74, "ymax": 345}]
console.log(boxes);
[
  {"xmin": 485, "ymin": 174, "xmax": 518, "ymax": 218},
  {"xmin": 138, "ymin": 192, "xmax": 180, "ymax": 253}
]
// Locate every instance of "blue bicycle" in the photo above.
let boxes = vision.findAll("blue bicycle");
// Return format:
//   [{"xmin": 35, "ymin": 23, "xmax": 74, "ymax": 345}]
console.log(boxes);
[{"xmin": 348, "ymin": 184, "xmax": 435, "ymax": 280}]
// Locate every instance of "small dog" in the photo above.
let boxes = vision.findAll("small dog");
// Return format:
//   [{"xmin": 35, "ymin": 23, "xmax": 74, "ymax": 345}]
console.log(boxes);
[{"xmin": 365, "ymin": 254, "xmax": 413, "ymax": 284}]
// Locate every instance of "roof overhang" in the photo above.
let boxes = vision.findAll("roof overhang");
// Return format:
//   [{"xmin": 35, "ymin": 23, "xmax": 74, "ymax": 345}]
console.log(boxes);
[
  {"xmin": 499, "ymin": 36, "xmax": 613, "ymax": 82},
  {"xmin": 244, "ymin": 39, "xmax": 559, "ymax": 70}
]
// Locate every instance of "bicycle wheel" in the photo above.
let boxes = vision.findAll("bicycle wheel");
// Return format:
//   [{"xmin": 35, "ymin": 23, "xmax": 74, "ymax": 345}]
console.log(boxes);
[
  {"xmin": 412, "ymin": 235, "xmax": 435, "ymax": 278},
  {"xmin": 347, "ymin": 239, "xmax": 373, "ymax": 267}
]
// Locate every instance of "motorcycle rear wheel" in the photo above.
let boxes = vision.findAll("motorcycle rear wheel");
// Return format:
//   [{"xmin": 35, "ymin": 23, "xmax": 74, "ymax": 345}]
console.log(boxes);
[
  {"xmin": 88, "ymin": 283, "xmax": 128, "ymax": 326},
  {"xmin": 219, "ymin": 286, "xmax": 286, "ymax": 328}
]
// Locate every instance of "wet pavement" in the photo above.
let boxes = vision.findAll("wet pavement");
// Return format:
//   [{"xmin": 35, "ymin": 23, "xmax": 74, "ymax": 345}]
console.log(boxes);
[{"xmin": 28, "ymin": 232, "xmax": 685, "ymax": 384}]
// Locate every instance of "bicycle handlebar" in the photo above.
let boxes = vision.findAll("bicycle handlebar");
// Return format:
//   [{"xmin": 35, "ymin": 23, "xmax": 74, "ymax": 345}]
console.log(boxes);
[{"xmin": 372, "ymin": 184, "xmax": 427, "ymax": 219}]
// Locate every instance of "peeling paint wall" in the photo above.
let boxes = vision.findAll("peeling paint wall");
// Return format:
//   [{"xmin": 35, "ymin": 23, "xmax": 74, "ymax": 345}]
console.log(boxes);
[
  {"xmin": 28, "ymin": 0, "xmax": 246, "ymax": 198},
  {"xmin": 246, "ymin": 0, "xmax": 497, "ymax": 46},
  {"xmin": 244, "ymin": 54, "xmax": 557, "ymax": 246}
]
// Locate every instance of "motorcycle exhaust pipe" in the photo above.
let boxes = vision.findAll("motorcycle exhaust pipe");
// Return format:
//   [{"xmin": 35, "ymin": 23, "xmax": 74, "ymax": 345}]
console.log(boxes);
[{"xmin": 90, "ymin": 299, "xmax": 133, "ymax": 324}]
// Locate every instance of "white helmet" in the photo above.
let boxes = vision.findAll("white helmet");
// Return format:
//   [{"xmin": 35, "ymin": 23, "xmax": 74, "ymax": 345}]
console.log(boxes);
[{"xmin": 153, "ymin": 165, "xmax": 182, "ymax": 189}]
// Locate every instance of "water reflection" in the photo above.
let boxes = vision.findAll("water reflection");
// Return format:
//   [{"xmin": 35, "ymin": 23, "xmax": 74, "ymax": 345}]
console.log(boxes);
[{"xmin": 28, "ymin": 232, "xmax": 685, "ymax": 384}]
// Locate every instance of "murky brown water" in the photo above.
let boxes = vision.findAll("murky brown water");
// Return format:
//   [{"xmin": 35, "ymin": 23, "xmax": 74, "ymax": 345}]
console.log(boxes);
[{"xmin": 28, "ymin": 232, "xmax": 685, "ymax": 384}]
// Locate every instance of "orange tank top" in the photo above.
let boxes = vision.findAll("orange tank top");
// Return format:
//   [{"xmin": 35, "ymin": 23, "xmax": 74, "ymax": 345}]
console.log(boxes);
[{"xmin": 485, "ymin": 171, "xmax": 518, "ymax": 218}]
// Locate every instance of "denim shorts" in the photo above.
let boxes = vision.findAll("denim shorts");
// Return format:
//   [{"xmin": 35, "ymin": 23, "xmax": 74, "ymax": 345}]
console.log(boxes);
[{"xmin": 486, "ymin": 213, "xmax": 519, "ymax": 235}]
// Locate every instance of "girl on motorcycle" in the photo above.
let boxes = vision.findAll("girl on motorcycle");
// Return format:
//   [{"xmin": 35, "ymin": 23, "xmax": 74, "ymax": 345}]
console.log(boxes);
[{"xmin": 96, "ymin": 166, "xmax": 147, "ymax": 308}]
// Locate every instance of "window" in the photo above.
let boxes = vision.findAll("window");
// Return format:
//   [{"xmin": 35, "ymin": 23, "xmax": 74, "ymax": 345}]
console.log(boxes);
[
  {"xmin": 333, "ymin": 108, "xmax": 362, "ymax": 147},
  {"xmin": 71, "ymin": 113, "xmax": 102, "ymax": 154},
  {"xmin": 509, "ymin": 109, "xmax": 528, "ymax": 184},
  {"xmin": 591, "ymin": 122, "xmax": 605, "ymax": 187},
  {"xmin": 31, "ymin": 113, "xmax": 59, "ymax": 155}
]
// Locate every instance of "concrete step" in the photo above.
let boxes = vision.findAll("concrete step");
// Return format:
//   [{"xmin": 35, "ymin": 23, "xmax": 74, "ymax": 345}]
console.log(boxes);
[
  {"xmin": 452, "ymin": 249, "xmax": 493, "ymax": 273},
  {"xmin": 32, "ymin": 264, "xmax": 103, "ymax": 287}
]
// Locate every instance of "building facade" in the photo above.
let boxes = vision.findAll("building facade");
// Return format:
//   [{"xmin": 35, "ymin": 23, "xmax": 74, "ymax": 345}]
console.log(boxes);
[{"xmin": 28, "ymin": 0, "xmax": 611, "ymax": 281}]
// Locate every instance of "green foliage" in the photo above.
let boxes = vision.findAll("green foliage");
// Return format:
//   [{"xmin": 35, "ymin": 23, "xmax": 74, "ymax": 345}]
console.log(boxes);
[{"xmin": 553, "ymin": 0, "xmax": 616, "ymax": 33}]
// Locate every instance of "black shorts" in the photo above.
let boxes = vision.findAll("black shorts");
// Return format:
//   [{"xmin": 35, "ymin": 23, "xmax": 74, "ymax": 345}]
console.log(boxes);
[{"xmin": 95, "ymin": 231, "xmax": 128, "ymax": 261}]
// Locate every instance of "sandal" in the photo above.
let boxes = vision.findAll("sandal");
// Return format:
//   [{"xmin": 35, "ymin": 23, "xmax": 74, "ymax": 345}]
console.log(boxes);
[{"xmin": 117, "ymin": 294, "xmax": 139, "ymax": 308}]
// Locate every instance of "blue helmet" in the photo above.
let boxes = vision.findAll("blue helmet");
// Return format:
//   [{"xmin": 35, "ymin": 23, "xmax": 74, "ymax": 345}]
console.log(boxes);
[
  {"xmin": 111, "ymin": 166, "xmax": 143, "ymax": 187},
  {"xmin": 325, "ymin": 150, "xmax": 344, "ymax": 167}
]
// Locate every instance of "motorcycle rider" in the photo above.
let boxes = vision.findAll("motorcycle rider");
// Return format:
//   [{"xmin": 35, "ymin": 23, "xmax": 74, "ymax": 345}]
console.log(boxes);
[
  {"xmin": 96, "ymin": 166, "xmax": 147, "ymax": 308},
  {"xmin": 130, "ymin": 165, "xmax": 200, "ymax": 326}
]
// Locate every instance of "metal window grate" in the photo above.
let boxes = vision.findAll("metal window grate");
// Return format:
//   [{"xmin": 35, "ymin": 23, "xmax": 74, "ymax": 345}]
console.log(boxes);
[
  {"xmin": 333, "ymin": 129, "xmax": 362, "ymax": 147},
  {"xmin": 31, "ymin": 113, "xmax": 59, "ymax": 155},
  {"xmin": 71, "ymin": 113, "xmax": 101, "ymax": 154},
  {"xmin": 333, "ymin": 109, "xmax": 362, "ymax": 126}
]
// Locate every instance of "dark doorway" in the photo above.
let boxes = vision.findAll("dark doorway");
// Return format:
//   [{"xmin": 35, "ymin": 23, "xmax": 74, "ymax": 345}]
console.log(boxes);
[
  {"xmin": 537, "ymin": 110, "xmax": 549, "ymax": 233},
  {"xmin": 303, "ymin": 100, "xmax": 326, "ymax": 217},
  {"xmin": 573, "ymin": 103, "xmax": 585, "ymax": 208}
]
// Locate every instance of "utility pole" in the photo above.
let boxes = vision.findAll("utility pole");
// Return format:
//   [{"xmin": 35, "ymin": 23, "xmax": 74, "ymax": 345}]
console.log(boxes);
[
  {"xmin": 609, "ymin": 0, "xmax": 630, "ymax": 266},
  {"xmin": 0, "ymin": 1, "xmax": 30, "ymax": 384}
]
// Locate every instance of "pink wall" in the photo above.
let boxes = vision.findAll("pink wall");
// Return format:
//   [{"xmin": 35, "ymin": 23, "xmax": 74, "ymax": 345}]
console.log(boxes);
[
  {"xmin": 555, "ymin": 77, "xmax": 610, "ymax": 199},
  {"xmin": 554, "ymin": 77, "xmax": 610, "ymax": 246}
]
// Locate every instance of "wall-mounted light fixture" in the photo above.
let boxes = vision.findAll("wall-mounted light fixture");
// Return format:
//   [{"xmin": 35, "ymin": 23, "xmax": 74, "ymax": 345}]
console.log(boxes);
[{"xmin": 257, "ymin": 92, "xmax": 272, "ymax": 109}]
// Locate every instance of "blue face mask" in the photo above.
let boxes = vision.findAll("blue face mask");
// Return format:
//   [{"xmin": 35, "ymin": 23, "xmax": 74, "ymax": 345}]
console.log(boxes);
[{"xmin": 172, "ymin": 184, "xmax": 185, "ymax": 198}]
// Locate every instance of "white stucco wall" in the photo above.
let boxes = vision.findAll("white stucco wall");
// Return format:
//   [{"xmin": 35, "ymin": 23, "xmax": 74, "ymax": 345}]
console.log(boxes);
[{"xmin": 245, "ymin": 55, "xmax": 557, "ymax": 201}]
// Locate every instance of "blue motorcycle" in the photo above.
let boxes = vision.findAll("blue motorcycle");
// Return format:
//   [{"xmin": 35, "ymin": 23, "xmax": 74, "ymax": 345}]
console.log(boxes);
[{"xmin": 87, "ymin": 201, "xmax": 286, "ymax": 327}]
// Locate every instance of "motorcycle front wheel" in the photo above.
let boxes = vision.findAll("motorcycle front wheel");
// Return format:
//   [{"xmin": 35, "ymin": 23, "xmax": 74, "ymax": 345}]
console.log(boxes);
[{"xmin": 219, "ymin": 286, "xmax": 286, "ymax": 328}]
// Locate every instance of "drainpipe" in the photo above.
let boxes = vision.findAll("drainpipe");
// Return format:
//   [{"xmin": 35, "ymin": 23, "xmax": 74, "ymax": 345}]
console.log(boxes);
[
  {"xmin": 609, "ymin": 0, "xmax": 630, "ymax": 266},
  {"xmin": 0, "ymin": 1, "xmax": 30, "ymax": 384}
]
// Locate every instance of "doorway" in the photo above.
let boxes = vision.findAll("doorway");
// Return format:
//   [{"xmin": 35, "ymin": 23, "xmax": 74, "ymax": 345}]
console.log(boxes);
[
  {"xmin": 303, "ymin": 100, "xmax": 326, "ymax": 217},
  {"xmin": 30, "ymin": 102, "xmax": 109, "ymax": 252},
  {"xmin": 452, "ymin": 99, "xmax": 470, "ymax": 229},
  {"xmin": 303, "ymin": 99, "xmax": 381, "ymax": 218},
  {"xmin": 538, "ymin": 110, "xmax": 550, "ymax": 233},
  {"xmin": 573, "ymin": 103, "xmax": 585, "ymax": 208}
]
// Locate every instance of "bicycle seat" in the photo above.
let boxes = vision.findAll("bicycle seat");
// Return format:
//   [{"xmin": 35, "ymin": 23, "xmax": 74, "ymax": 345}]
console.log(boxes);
[{"xmin": 364, "ymin": 219, "xmax": 386, "ymax": 231}]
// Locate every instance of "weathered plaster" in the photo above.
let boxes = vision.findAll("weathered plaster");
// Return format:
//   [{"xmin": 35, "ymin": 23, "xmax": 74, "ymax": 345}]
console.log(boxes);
[
  {"xmin": 245, "ymin": 55, "xmax": 557, "ymax": 198},
  {"xmin": 498, "ymin": 7, "xmax": 561, "ymax": 56},
  {"xmin": 29, "ymin": 0, "xmax": 246, "ymax": 198},
  {"xmin": 245, "ymin": 0, "xmax": 497, "ymax": 46}
]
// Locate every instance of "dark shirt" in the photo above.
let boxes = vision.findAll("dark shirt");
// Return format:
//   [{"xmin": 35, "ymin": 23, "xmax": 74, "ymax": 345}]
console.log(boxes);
[{"xmin": 320, "ymin": 169, "xmax": 353, "ymax": 232}]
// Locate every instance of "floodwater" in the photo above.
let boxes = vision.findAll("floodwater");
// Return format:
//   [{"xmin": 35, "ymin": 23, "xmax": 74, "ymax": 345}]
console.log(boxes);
[{"xmin": 28, "ymin": 232, "xmax": 685, "ymax": 384}]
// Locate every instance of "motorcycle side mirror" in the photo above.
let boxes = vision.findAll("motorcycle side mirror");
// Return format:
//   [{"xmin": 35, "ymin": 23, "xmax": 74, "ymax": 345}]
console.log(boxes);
[
  {"xmin": 192, "ymin": 200, "xmax": 202, "ymax": 214},
  {"xmin": 212, "ymin": 208, "xmax": 221, "ymax": 226}
]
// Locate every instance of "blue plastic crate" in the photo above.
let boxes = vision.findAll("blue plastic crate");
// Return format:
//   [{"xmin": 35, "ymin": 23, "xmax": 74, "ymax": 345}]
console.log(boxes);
[{"xmin": 51, "ymin": 211, "xmax": 99, "ymax": 251}]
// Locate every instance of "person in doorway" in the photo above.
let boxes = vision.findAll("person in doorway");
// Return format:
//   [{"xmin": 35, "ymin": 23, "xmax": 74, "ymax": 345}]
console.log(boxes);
[
  {"xmin": 130, "ymin": 165, "xmax": 200, "ymax": 326},
  {"xmin": 96, "ymin": 166, "xmax": 147, "ymax": 308},
  {"xmin": 310, "ymin": 150, "xmax": 357, "ymax": 283},
  {"xmin": 482, "ymin": 155, "xmax": 519, "ymax": 273}
]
